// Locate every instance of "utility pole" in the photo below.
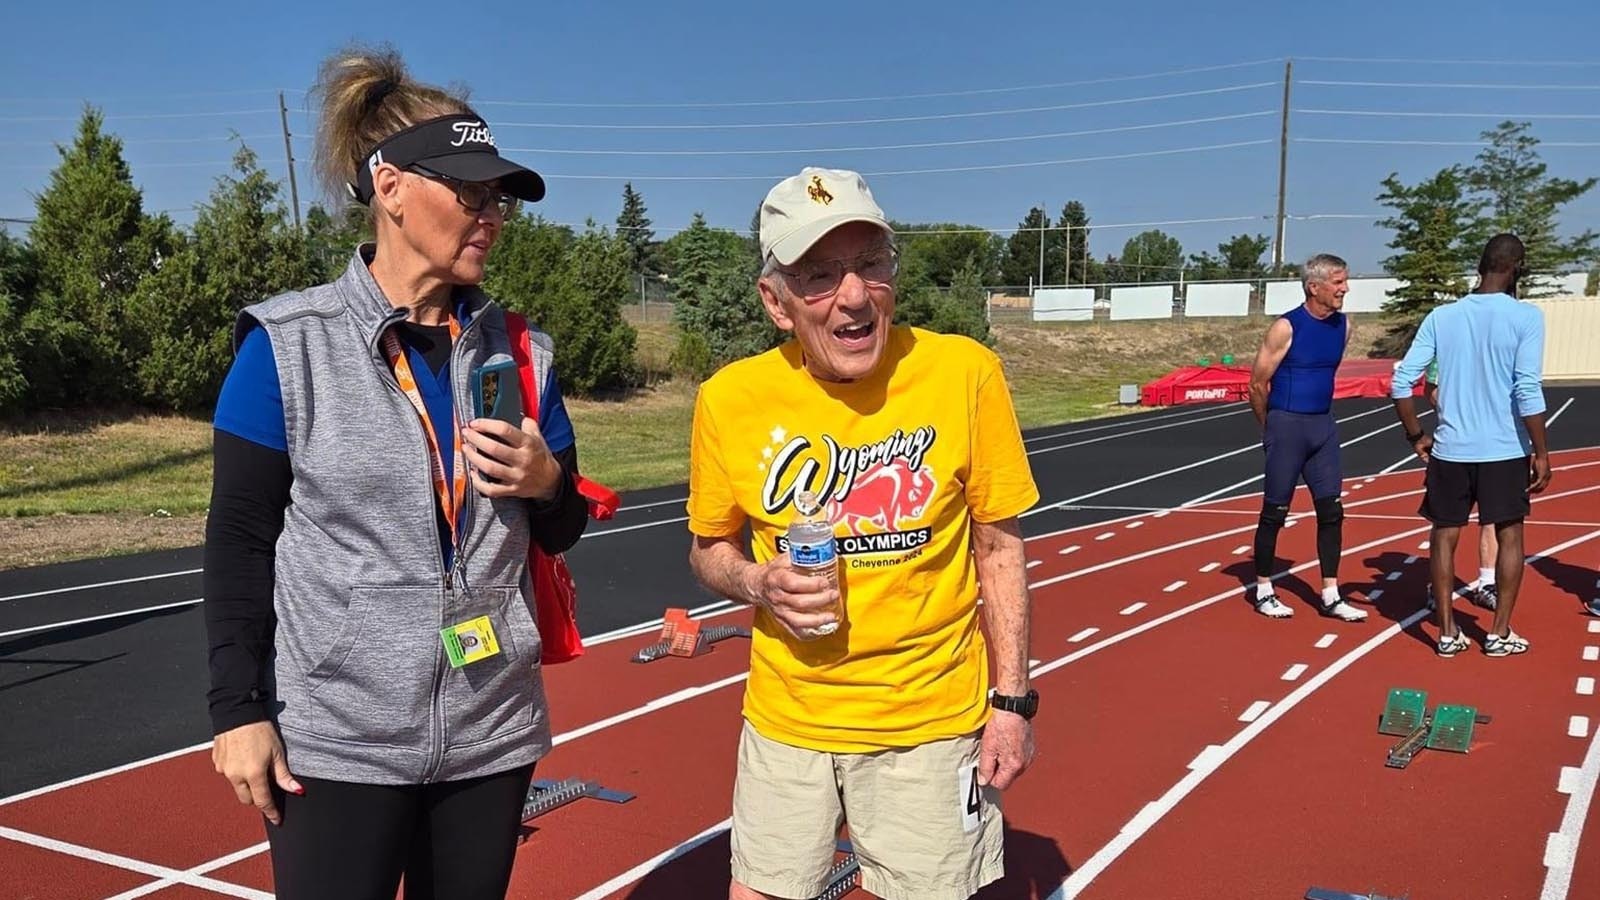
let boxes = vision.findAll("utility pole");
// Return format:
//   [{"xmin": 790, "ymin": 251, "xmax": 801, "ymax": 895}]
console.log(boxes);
[
  {"xmin": 279, "ymin": 91, "xmax": 302, "ymax": 231},
  {"xmin": 1271, "ymin": 59, "xmax": 1293, "ymax": 273},
  {"xmin": 1036, "ymin": 205, "xmax": 1046, "ymax": 290}
]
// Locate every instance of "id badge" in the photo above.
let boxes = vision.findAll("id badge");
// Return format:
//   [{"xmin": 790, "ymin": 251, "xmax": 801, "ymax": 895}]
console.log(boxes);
[{"xmin": 440, "ymin": 616, "xmax": 501, "ymax": 668}]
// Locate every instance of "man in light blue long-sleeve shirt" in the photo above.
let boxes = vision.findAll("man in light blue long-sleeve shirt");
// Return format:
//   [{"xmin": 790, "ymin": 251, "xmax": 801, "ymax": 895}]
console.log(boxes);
[{"xmin": 1391, "ymin": 233, "xmax": 1551, "ymax": 659}]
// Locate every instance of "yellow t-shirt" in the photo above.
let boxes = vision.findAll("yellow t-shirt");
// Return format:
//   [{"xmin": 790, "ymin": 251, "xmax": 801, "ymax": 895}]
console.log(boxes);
[{"xmin": 687, "ymin": 326, "xmax": 1039, "ymax": 752}]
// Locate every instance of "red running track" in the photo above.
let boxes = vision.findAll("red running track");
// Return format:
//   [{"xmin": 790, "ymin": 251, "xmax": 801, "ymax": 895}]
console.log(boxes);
[{"xmin": 3, "ymin": 451, "xmax": 1600, "ymax": 899}]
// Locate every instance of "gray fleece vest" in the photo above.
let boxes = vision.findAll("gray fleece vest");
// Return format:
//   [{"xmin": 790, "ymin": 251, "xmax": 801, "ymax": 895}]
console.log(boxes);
[{"xmin": 239, "ymin": 248, "xmax": 556, "ymax": 784}]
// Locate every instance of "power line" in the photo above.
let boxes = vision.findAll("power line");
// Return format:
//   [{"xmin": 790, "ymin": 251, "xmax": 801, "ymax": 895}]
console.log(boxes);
[
  {"xmin": 0, "ymin": 108, "xmax": 279, "ymax": 123},
  {"xmin": 502, "ymin": 111, "xmax": 1275, "ymax": 157},
  {"xmin": 1301, "ymin": 79, "xmax": 1600, "ymax": 90},
  {"xmin": 474, "ymin": 59, "xmax": 1283, "ymax": 109},
  {"xmin": 0, "ymin": 133, "xmax": 278, "ymax": 147},
  {"xmin": 1296, "ymin": 56, "xmax": 1600, "ymax": 67},
  {"xmin": 538, "ymin": 139, "xmax": 1272, "ymax": 181},
  {"xmin": 1296, "ymin": 137, "xmax": 1600, "ymax": 147},
  {"xmin": 0, "ymin": 159, "xmax": 235, "ymax": 170},
  {"xmin": 1295, "ymin": 108, "xmax": 1600, "ymax": 120},
  {"xmin": 0, "ymin": 89, "xmax": 294, "ymax": 104},
  {"xmin": 489, "ymin": 82, "xmax": 1278, "ymax": 131}
]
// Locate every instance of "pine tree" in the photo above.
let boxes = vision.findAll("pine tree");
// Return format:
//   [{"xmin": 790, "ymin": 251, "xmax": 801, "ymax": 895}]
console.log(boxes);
[
  {"xmin": 670, "ymin": 213, "xmax": 777, "ymax": 377},
  {"xmin": 544, "ymin": 222, "xmax": 638, "ymax": 395},
  {"xmin": 1375, "ymin": 166, "xmax": 1483, "ymax": 355},
  {"xmin": 615, "ymin": 182, "xmax": 655, "ymax": 276},
  {"xmin": 1000, "ymin": 207, "xmax": 1050, "ymax": 287},
  {"xmin": 23, "ymin": 107, "xmax": 172, "ymax": 407},
  {"xmin": 1055, "ymin": 201, "xmax": 1091, "ymax": 285},
  {"xmin": 1464, "ymin": 121, "xmax": 1598, "ymax": 295}
]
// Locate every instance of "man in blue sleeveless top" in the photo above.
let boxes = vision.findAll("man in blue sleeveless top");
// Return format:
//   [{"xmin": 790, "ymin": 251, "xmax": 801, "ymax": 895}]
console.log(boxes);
[{"xmin": 1245, "ymin": 253, "xmax": 1368, "ymax": 622}]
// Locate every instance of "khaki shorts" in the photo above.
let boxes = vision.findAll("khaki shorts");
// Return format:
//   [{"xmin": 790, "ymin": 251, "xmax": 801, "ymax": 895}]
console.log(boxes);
[{"xmin": 730, "ymin": 720, "xmax": 1004, "ymax": 900}]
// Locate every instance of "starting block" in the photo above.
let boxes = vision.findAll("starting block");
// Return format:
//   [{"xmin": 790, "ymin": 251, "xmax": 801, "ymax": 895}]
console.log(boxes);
[
  {"xmin": 811, "ymin": 839, "xmax": 861, "ymax": 900},
  {"xmin": 631, "ymin": 607, "xmax": 751, "ymax": 663},
  {"xmin": 521, "ymin": 777, "xmax": 634, "ymax": 822},
  {"xmin": 1378, "ymin": 688, "xmax": 1491, "ymax": 769},
  {"xmin": 1306, "ymin": 889, "xmax": 1406, "ymax": 900}
]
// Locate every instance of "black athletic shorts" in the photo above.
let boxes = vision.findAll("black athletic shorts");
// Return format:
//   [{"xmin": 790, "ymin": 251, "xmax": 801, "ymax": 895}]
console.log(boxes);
[{"xmin": 1419, "ymin": 456, "xmax": 1531, "ymax": 526}]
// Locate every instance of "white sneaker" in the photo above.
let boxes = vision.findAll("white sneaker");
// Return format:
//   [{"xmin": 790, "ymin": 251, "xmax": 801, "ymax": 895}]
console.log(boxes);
[
  {"xmin": 1254, "ymin": 594, "xmax": 1294, "ymax": 618},
  {"xmin": 1321, "ymin": 599, "xmax": 1368, "ymax": 622}
]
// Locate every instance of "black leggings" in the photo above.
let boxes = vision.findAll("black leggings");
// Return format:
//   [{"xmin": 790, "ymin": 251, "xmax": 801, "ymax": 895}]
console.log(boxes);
[{"xmin": 266, "ymin": 764, "xmax": 535, "ymax": 900}]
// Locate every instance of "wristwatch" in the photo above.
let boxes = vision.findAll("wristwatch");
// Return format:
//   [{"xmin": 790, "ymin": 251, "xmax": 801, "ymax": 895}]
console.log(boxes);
[
  {"xmin": 1404, "ymin": 429, "xmax": 1426, "ymax": 444},
  {"xmin": 988, "ymin": 688, "xmax": 1039, "ymax": 721}
]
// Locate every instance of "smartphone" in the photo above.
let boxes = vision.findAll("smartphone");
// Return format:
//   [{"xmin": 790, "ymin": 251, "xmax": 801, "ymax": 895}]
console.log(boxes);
[{"xmin": 472, "ymin": 357, "xmax": 524, "ymax": 428}]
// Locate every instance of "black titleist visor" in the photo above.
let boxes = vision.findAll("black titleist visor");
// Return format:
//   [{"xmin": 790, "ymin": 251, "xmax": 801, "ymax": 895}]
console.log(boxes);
[{"xmin": 350, "ymin": 114, "xmax": 545, "ymax": 204}]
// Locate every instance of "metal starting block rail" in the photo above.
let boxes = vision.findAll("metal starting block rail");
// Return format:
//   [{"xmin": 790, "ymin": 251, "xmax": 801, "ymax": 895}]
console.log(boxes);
[
  {"xmin": 811, "ymin": 840, "xmax": 861, "ymax": 900},
  {"xmin": 631, "ymin": 607, "xmax": 751, "ymax": 663},
  {"xmin": 1306, "ymin": 889, "xmax": 1407, "ymax": 900},
  {"xmin": 521, "ymin": 777, "xmax": 634, "ymax": 822},
  {"xmin": 1378, "ymin": 687, "xmax": 1491, "ymax": 769}
]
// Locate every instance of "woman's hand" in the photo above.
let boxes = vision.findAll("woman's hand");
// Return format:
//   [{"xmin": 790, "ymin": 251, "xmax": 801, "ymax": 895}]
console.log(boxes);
[
  {"xmin": 464, "ymin": 416, "xmax": 563, "ymax": 500},
  {"xmin": 212, "ymin": 721, "xmax": 302, "ymax": 826}
]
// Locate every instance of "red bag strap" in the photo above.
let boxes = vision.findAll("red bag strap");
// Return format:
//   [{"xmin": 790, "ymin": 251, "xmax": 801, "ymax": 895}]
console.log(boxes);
[{"xmin": 504, "ymin": 312, "xmax": 622, "ymax": 521}]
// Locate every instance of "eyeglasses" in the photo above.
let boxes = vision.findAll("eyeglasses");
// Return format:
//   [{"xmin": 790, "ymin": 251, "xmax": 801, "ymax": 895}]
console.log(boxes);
[
  {"xmin": 408, "ymin": 165, "xmax": 519, "ymax": 218},
  {"xmin": 775, "ymin": 246, "xmax": 899, "ymax": 301}
]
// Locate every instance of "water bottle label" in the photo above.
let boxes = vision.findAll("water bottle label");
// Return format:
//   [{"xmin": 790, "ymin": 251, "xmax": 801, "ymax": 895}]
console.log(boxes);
[{"xmin": 790, "ymin": 538, "xmax": 837, "ymax": 567}]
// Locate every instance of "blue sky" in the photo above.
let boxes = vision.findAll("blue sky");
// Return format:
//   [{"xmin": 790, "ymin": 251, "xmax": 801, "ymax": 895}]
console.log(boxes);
[{"xmin": 3, "ymin": 0, "xmax": 1598, "ymax": 275}]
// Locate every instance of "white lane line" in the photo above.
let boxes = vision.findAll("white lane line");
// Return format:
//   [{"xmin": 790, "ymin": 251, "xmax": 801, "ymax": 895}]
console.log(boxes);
[
  {"xmin": 1068, "ymin": 628, "xmax": 1100, "ymax": 643},
  {"xmin": 1404, "ymin": 555, "xmax": 1419, "ymax": 564},
  {"xmin": 0, "ymin": 568, "xmax": 202, "ymax": 605},
  {"xmin": 0, "ymin": 598, "xmax": 201, "ymax": 641},
  {"xmin": 1187, "ymin": 745, "xmax": 1227, "ymax": 773},
  {"xmin": 1315, "ymin": 634, "xmax": 1338, "ymax": 649},
  {"xmin": 1282, "ymin": 664, "xmax": 1309, "ymax": 682},
  {"xmin": 553, "ymin": 673, "xmax": 749, "ymax": 747},
  {"xmin": 1419, "ymin": 540, "xmax": 1431, "ymax": 550},
  {"xmin": 1541, "ymin": 710, "xmax": 1600, "ymax": 900},
  {"xmin": 1364, "ymin": 477, "xmax": 1376, "ymax": 483},
  {"xmin": 1559, "ymin": 766, "xmax": 1582, "ymax": 795},
  {"xmin": 1153, "ymin": 510, "xmax": 1170, "ymax": 518},
  {"xmin": 0, "ymin": 826, "xmax": 269, "ymax": 899},
  {"xmin": 1368, "ymin": 589, "xmax": 1384, "ymax": 601},
  {"xmin": 1096, "ymin": 532, "xmax": 1116, "ymax": 541},
  {"xmin": 1026, "ymin": 406, "xmax": 1253, "ymax": 457},
  {"xmin": 1163, "ymin": 581, "xmax": 1187, "ymax": 593},
  {"xmin": 1571, "ymin": 717, "xmax": 1591, "ymax": 739},
  {"xmin": 1022, "ymin": 402, "xmax": 1247, "ymax": 445},
  {"xmin": 1059, "ymin": 545, "xmax": 1081, "ymax": 556},
  {"xmin": 1386, "ymin": 571, "xmax": 1403, "ymax": 582},
  {"xmin": 104, "ymin": 842, "xmax": 272, "ymax": 900},
  {"xmin": 1027, "ymin": 560, "xmax": 1043, "ymax": 570},
  {"xmin": 1238, "ymin": 701, "xmax": 1271, "ymax": 723},
  {"xmin": 1119, "ymin": 603, "xmax": 1147, "ymax": 616},
  {"xmin": 585, "ymin": 515, "xmax": 691, "ymax": 537},
  {"xmin": 1233, "ymin": 545, "xmax": 1251, "ymax": 555},
  {"xmin": 1589, "ymin": 622, "xmax": 1600, "ymax": 635},
  {"xmin": 1127, "ymin": 521, "xmax": 1144, "ymax": 529},
  {"xmin": 1546, "ymin": 396, "xmax": 1576, "ymax": 428},
  {"xmin": 1583, "ymin": 647, "xmax": 1599, "ymax": 662},
  {"xmin": 1579, "ymin": 678, "xmax": 1596, "ymax": 697},
  {"xmin": 1199, "ymin": 562, "xmax": 1220, "ymax": 573},
  {"xmin": 572, "ymin": 818, "xmax": 734, "ymax": 900},
  {"xmin": 1045, "ymin": 526, "xmax": 1600, "ymax": 900},
  {"xmin": 1352, "ymin": 483, "xmax": 1365, "ymax": 490},
  {"xmin": 0, "ymin": 741, "xmax": 212, "ymax": 808}
]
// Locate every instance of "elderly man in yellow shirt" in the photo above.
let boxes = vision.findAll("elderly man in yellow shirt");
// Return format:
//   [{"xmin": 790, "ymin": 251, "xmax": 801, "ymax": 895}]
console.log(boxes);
[{"xmin": 686, "ymin": 167, "xmax": 1040, "ymax": 900}]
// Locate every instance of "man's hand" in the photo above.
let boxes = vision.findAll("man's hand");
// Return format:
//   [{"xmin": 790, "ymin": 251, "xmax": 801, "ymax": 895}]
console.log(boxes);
[
  {"xmin": 212, "ymin": 721, "xmax": 302, "ymax": 826},
  {"xmin": 741, "ymin": 553, "xmax": 839, "ymax": 639},
  {"xmin": 978, "ymin": 711, "xmax": 1035, "ymax": 790},
  {"xmin": 1411, "ymin": 432, "xmax": 1434, "ymax": 463},
  {"xmin": 1530, "ymin": 454, "xmax": 1552, "ymax": 493}
]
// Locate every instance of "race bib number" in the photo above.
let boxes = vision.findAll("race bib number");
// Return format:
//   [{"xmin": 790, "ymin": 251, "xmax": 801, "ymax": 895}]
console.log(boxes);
[{"xmin": 959, "ymin": 761, "xmax": 982, "ymax": 833}]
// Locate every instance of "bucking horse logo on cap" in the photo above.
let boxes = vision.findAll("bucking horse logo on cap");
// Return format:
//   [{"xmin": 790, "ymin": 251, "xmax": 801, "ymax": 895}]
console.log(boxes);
[{"xmin": 807, "ymin": 175, "xmax": 833, "ymax": 206}]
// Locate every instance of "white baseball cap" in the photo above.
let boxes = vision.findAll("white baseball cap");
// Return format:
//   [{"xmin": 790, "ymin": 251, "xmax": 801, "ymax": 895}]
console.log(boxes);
[{"xmin": 758, "ymin": 167, "xmax": 893, "ymax": 266}]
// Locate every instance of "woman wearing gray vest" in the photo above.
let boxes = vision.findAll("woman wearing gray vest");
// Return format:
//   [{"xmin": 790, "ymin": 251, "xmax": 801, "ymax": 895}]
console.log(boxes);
[{"xmin": 201, "ymin": 44, "xmax": 587, "ymax": 899}]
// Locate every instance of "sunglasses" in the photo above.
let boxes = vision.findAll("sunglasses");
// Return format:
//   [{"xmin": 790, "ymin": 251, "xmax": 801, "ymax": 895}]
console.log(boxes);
[
  {"xmin": 775, "ymin": 247, "xmax": 899, "ymax": 301},
  {"xmin": 408, "ymin": 165, "xmax": 519, "ymax": 218}
]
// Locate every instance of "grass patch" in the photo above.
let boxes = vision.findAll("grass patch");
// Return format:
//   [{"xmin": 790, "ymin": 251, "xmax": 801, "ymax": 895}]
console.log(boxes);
[{"xmin": 0, "ymin": 316, "xmax": 1386, "ymax": 568}]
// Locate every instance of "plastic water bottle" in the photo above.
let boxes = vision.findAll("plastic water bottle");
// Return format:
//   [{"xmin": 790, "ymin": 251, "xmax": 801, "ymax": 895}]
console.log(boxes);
[{"xmin": 786, "ymin": 490, "xmax": 841, "ymax": 639}]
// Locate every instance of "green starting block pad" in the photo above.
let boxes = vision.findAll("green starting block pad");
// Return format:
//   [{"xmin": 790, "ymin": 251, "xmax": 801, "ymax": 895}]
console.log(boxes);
[
  {"xmin": 1378, "ymin": 688, "xmax": 1428, "ymax": 736},
  {"xmin": 1378, "ymin": 688, "xmax": 1491, "ymax": 769},
  {"xmin": 521, "ymin": 777, "xmax": 634, "ymax": 822}
]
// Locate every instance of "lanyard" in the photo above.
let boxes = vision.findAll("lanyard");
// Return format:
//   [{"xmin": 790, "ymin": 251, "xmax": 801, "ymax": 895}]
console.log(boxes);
[{"xmin": 381, "ymin": 319, "xmax": 467, "ymax": 549}]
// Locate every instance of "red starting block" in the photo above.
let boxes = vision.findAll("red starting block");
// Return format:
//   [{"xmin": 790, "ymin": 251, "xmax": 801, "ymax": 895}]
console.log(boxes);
[{"xmin": 631, "ymin": 607, "xmax": 752, "ymax": 663}]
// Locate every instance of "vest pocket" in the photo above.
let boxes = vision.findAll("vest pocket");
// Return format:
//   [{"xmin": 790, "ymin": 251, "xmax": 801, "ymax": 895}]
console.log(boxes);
[
  {"xmin": 441, "ymin": 585, "xmax": 542, "ymax": 749},
  {"xmin": 300, "ymin": 585, "xmax": 439, "ymax": 750}
]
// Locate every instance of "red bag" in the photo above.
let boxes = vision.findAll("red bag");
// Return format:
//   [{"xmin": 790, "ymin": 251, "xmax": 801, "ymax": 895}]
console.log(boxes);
[{"xmin": 505, "ymin": 312, "xmax": 622, "ymax": 664}]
